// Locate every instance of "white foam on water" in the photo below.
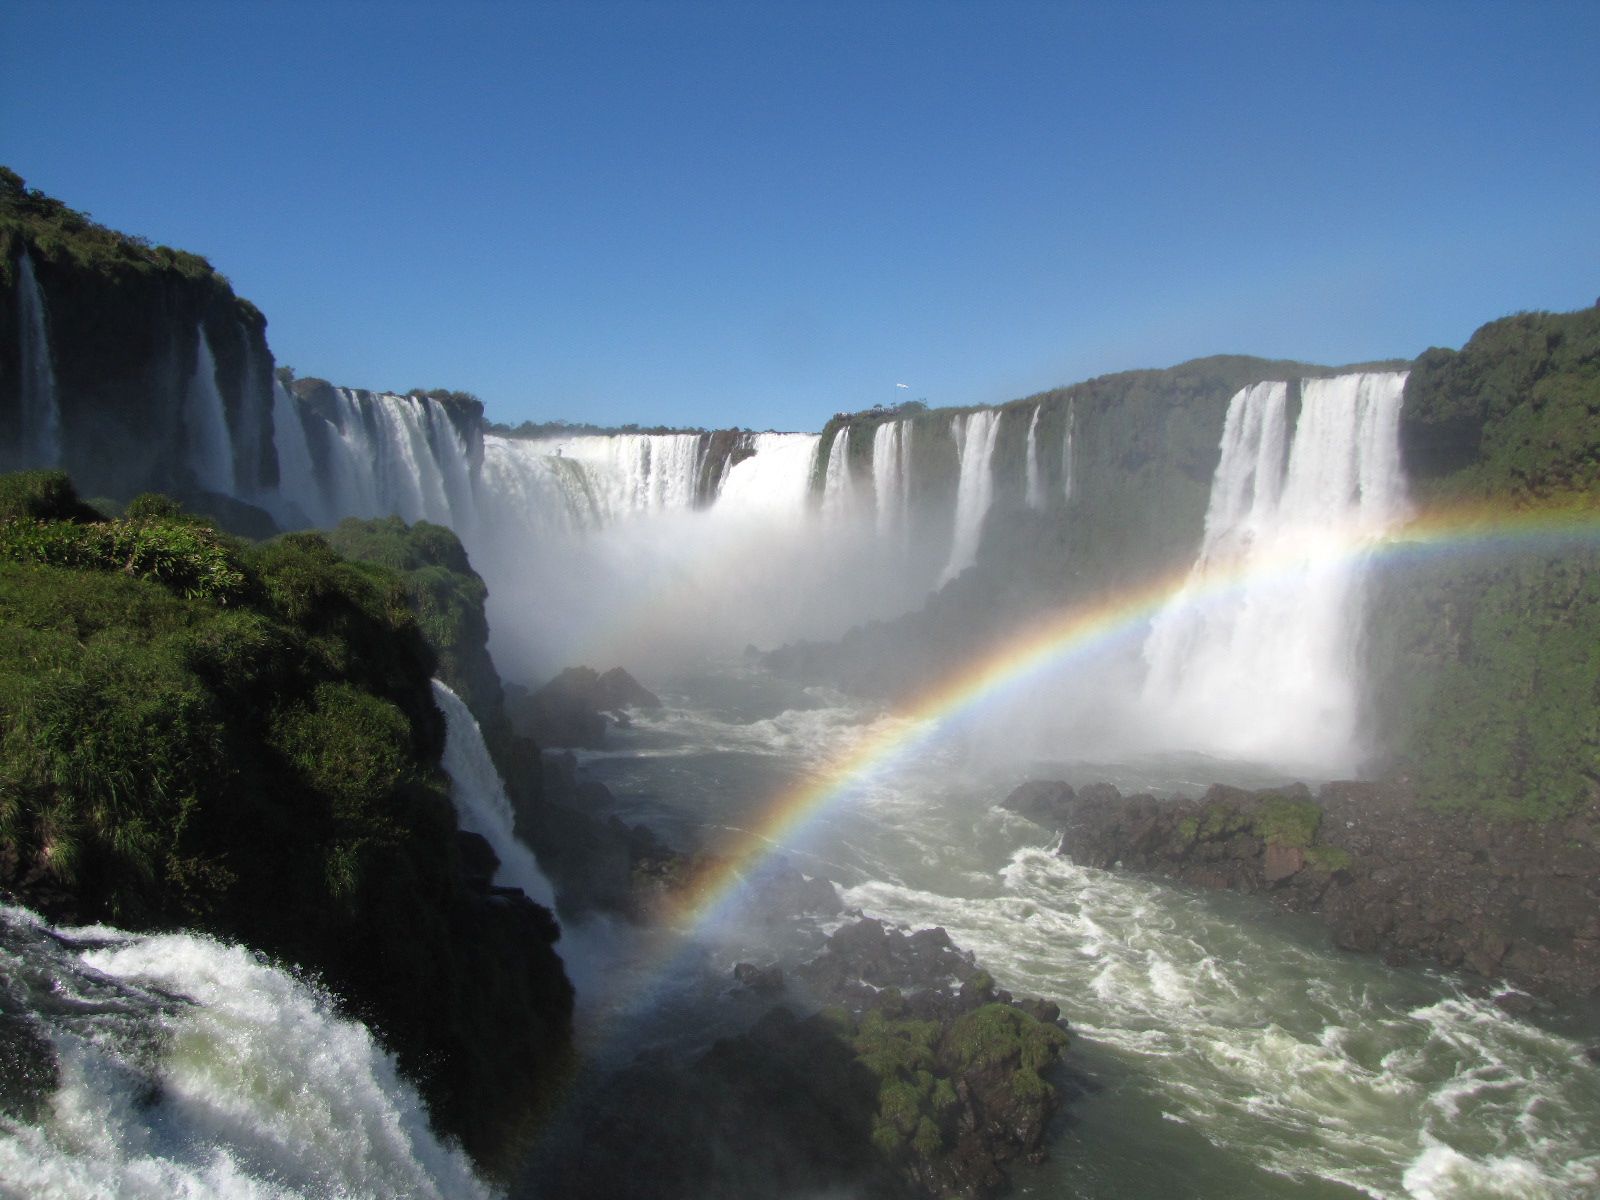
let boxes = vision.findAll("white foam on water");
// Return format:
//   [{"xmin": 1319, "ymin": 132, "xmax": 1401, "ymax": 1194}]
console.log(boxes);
[{"xmin": 0, "ymin": 906, "xmax": 494, "ymax": 1200}]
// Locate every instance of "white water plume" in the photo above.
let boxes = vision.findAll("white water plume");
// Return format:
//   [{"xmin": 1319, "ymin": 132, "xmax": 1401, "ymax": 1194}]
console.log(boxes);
[
  {"xmin": 1024, "ymin": 405, "xmax": 1046, "ymax": 509},
  {"xmin": 0, "ymin": 905, "xmax": 491, "ymax": 1200},
  {"xmin": 871, "ymin": 420, "xmax": 913, "ymax": 539},
  {"xmin": 1140, "ymin": 372, "xmax": 1410, "ymax": 771},
  {"xmin": 182, "ymin": 327, "xmax": 235, "ymax": 495},
  {"xmin": 1061, "ymin": 398, "xmax": 1076, "ymax": 502},
  {"xmin": 820, "ymin": 427, "xmax": 861, "ymax": 521},
  {"xmin": 937, "ymin": 409, "xmax": 1003, "ymax": 586},
  {"xmin": 16, "ymin": 250, "xmax": 61, "ymax": 467},
  {"xmin": 433, "ymin": 678, "xmax": 557, "ymax": 908}
]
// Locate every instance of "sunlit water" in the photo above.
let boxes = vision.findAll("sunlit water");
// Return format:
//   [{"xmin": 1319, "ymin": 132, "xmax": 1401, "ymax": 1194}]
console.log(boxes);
[{"xmin": 569, "ymin": 660, "xmax": 1600, "ymax": 1200}]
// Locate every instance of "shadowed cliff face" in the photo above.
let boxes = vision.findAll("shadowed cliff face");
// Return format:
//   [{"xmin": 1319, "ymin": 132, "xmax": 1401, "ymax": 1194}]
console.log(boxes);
[{"xmin": 0, "ymin": 171, "xmax": 276, "ymax": 509}]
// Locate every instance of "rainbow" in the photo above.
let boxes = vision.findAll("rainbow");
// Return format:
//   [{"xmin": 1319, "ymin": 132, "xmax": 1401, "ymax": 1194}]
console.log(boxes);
[{"xmin": 653, "ymin": 499, "xmax": 1600, "ymax": 932}]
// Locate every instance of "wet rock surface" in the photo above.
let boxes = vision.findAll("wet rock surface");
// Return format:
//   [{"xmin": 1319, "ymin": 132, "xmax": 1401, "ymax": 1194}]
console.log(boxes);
[
  {"xmin": 527, "ymin": 917, "xmax": 1075, "ymax": 1200},
  {"xmin": 1009, "ymin": 778, "xmax": 1600, "ymax": 998}
]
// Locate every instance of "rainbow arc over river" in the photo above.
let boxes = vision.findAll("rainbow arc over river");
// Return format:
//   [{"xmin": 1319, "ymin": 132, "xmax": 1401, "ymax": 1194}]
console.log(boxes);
[{"xmin": 656, "ymin": 500, "xmax": 1600, "ymax": 937}]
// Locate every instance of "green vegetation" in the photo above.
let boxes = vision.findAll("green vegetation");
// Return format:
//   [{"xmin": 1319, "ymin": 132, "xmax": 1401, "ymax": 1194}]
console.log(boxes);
[
  {"xmin": 1366, "ymin": 305, "xmax": 1600, "ymax": 821},
  {"xmin": 836, "ymin": 997, "xmax": 1067, "ymax": 1164},
  {"xmin": 0, "ymin": 166, "xmax": 240, "ymax": 295},
  {"xmin": 1401, "ymin": 307, "xmax": 1600, "ymax": 503},
  {"xmin": 0, "ymin": 472, "xmax": 570, "ymax": 1165},
  {"xmin": 1304, "ymin": 845, "xmax": 1353, "ymax": 873},
  {"xmin": 1253, "ymin": 795, "xmax": 1322, "ymax": 848},
  {"xmin": 322, "ymin": 516, "xmax": 509, "ymax": 747}
]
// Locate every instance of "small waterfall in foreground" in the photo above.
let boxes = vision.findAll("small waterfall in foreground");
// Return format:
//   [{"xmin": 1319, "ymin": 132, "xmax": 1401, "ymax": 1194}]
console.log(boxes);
[
  {"xmin": 0, "ymin": 904, "xmax": 491, "ymax": 1200},
  {"xmin": 433, "ymin": 679, "xmax": 557, "ymax": 909},
  {"xmin": 937, "ymin": 409, "xmax": 1003, "ymax": 586},
  {"xmin": 1141, "ymin": 371, "xmax": 1410, "ymax": 769},
  {"xmin": 1024, "ymin": 405, "xmax": 1046, "ymax": 509},
  {"xmin": 183, "ymin": 328, "xmax": 235, "ymax": 495},
  {"xmin": 16, "ymin": 251, "xmax": 62, "ymax": 467}
]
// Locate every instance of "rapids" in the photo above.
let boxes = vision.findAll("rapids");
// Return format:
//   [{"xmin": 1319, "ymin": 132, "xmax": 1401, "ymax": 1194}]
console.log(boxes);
[{"xmin": 565, "ymin": 662, "xmax": 1600, "ymax": 1200}]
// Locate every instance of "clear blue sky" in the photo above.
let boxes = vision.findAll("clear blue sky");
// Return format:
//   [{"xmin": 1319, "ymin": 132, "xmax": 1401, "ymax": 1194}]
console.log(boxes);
[{"xmin": 3, "ymin": 1, "xmax": 1596, "ymax": 431}]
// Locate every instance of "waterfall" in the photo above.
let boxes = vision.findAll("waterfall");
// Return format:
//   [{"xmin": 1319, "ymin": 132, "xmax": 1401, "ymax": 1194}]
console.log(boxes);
[
  {"xmin": 551, "ymin": 433, "xmax": 706, "ymax": 516},
  {"xmin": 268, "ymin": 377, "xmax": 321, "ymax": 525},
  {"xmin": 0, "ymin": 904, "xmax": 492, "ymax": 1200},
  {"xmin": 1024, "ymin": 405, "xmax": 1045, "ymax": 509},
  {"xmin": 716, "ymin": 432, "xmax": 819, "ymax": 520},
  {"xmin": 1061, "ymin": 400, "xmax": 1076, "ymax": 502},
  {"xmin": 937, "ymin": 410, "xmax": 1003, "ymax": 586},
  {"xmin": 16, "ymin": 251, "xmax": 61, "ymax": 467},
  {"xmin": 1140, "ymin": 371, "xmax": 1410, "ymax": 769},
  {"xmin": 182, "ymin": 327, "xmax": 235, "ymax": 495},
  {"xmin": 433, "ymin": 679, "xmax": 557, "ymax": 910},
  {"xmin": 871, "ymin": 420, "xmax": 913, "ymax": 539},
  {"xmin": 820, "ymin": 427, "xmax": 860, "ymax": 521}
]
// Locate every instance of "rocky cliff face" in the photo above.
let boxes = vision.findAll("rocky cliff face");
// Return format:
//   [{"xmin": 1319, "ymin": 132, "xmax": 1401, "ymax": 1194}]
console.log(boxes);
[
  {"xmin": 1005, "ymin": 779, "xmax": 1600, "ymax": 1000},
  {"xmin": 0, "ymin": 170, "xmax": 276, "ymax": 510},
  {"xmin": 1364, "ymin": 305, "xmax": 1600, "ymax": 818}
]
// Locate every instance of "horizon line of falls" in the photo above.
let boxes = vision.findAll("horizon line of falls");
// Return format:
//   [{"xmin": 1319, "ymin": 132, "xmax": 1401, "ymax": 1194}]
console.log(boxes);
[
  {"xmin": 1139, "ymin": 371, "xmax": 1410, "ymax": 772},
  {"xmin": 0, "ymin": 904, "xmax": 492, "ymax": 1200},
  {"xmin": 16, "ymin": 251, "xmax": 62, "ymax": 467}
]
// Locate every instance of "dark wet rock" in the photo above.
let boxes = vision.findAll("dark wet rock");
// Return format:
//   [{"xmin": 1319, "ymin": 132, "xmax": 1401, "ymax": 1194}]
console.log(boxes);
[
  {"xmin": 507, "ymin": 665, "xmax": 661, "ymax": 749},
  {"xmin": 453, "ymin": 831, "xmax": 499, "ymax": 894},
  {"xmin": 0, "ymin": 1009, "xmax": 58, "ymax": 1124},
  {"xmin": 999, "ymin": 780, "xmax": 1076, "ymax": 828},
  {"xmin": 595, "ymin": 666, "xmax": 662, "ymax": 710},
  {"xmin": 733, "ymin": 961, "xmax": 786, "ymax": 995},
  {"xmin": 1043, "ymin": 776, "xmax": 1600, "ymax": 999},
  {"xmin": 791, "ymin": 918, "xmax": 1073, "ymax": 1200},
  {"xmin": 527, "ymin": 1006, "xmax": 892, "ymax": 1200}
]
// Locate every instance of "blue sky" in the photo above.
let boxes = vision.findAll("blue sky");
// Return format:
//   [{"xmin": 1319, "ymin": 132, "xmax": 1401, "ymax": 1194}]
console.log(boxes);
[{"xmin": 3, "ymin": 1, "xmax": 1596, "ymax": 431}]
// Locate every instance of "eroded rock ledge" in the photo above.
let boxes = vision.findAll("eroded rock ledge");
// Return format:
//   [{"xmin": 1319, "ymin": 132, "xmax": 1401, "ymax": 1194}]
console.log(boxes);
[{"xmin": 1004, "ymin": 780, "xmax": 1600, "ymax": 999}]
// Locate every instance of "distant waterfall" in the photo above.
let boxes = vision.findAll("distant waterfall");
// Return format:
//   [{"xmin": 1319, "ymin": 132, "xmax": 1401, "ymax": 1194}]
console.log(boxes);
[
  {"xmin": 433, "ymin": 679, "xmax": 557, "ymax": 909},
  {"xmin": 937, "ymin": 410, "xmax": 1003, "ymax": 586},
  {"xmin": 269, "ymin": 376, "xmax": 320, "ymax": 523},
  {"xmin": 16, "ymin": 251, "xmax": 61, "ymax": 467},
  {"xmin": 871, "ymin": 420, "xmax": 913, "ymax": 538},
  {"xmin": 1141, "ymin": 372, "xmax": 1410, "ymax": 769},
  {"xmin": 552, "ymin": 433, "xmax": 705, "ymax": 516},
  {"xmin": 290, "ymin": 388, "xmax": 476, "ymax": 528},
  {"xmin": 1024, "ymin": 406, "xmax": 1046, "ymax": 509},
  {"xmin": 820, "ymin": 427, "xmax": 861, "ymax": 520},
  {"xmin": 716, "ymin": 432, "xmax": 819, "ymax": 519},
  {"xmin": 0, "ymin": 904, "xmax": 492, "ymax": 1200},
  {"xmin": 182, "ymin": 327, "xmax": 235, "ymax": 495},
  {"xmin": 1061, "ymin": 400, "xmax": 1076, "ymax": 502}
]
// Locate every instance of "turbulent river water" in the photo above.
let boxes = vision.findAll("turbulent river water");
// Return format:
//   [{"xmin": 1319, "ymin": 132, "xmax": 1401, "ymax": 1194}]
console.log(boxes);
[{"xmin": 566, "ymin": 660, "xmax": 1600, "ymax": 1200}]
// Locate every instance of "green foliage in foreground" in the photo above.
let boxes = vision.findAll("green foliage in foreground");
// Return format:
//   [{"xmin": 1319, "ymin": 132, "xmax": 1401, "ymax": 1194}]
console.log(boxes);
[
  {"xmin": 322, "ymin": 516, "xmax": 507, "ymax": 742},
  {"xmin": 0, "ymin": 471, "xmax": 572, "ymax": 1162},
  {"xmin": 0, "ymin": 474, "xmax": 442, "ymax": 925}
]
